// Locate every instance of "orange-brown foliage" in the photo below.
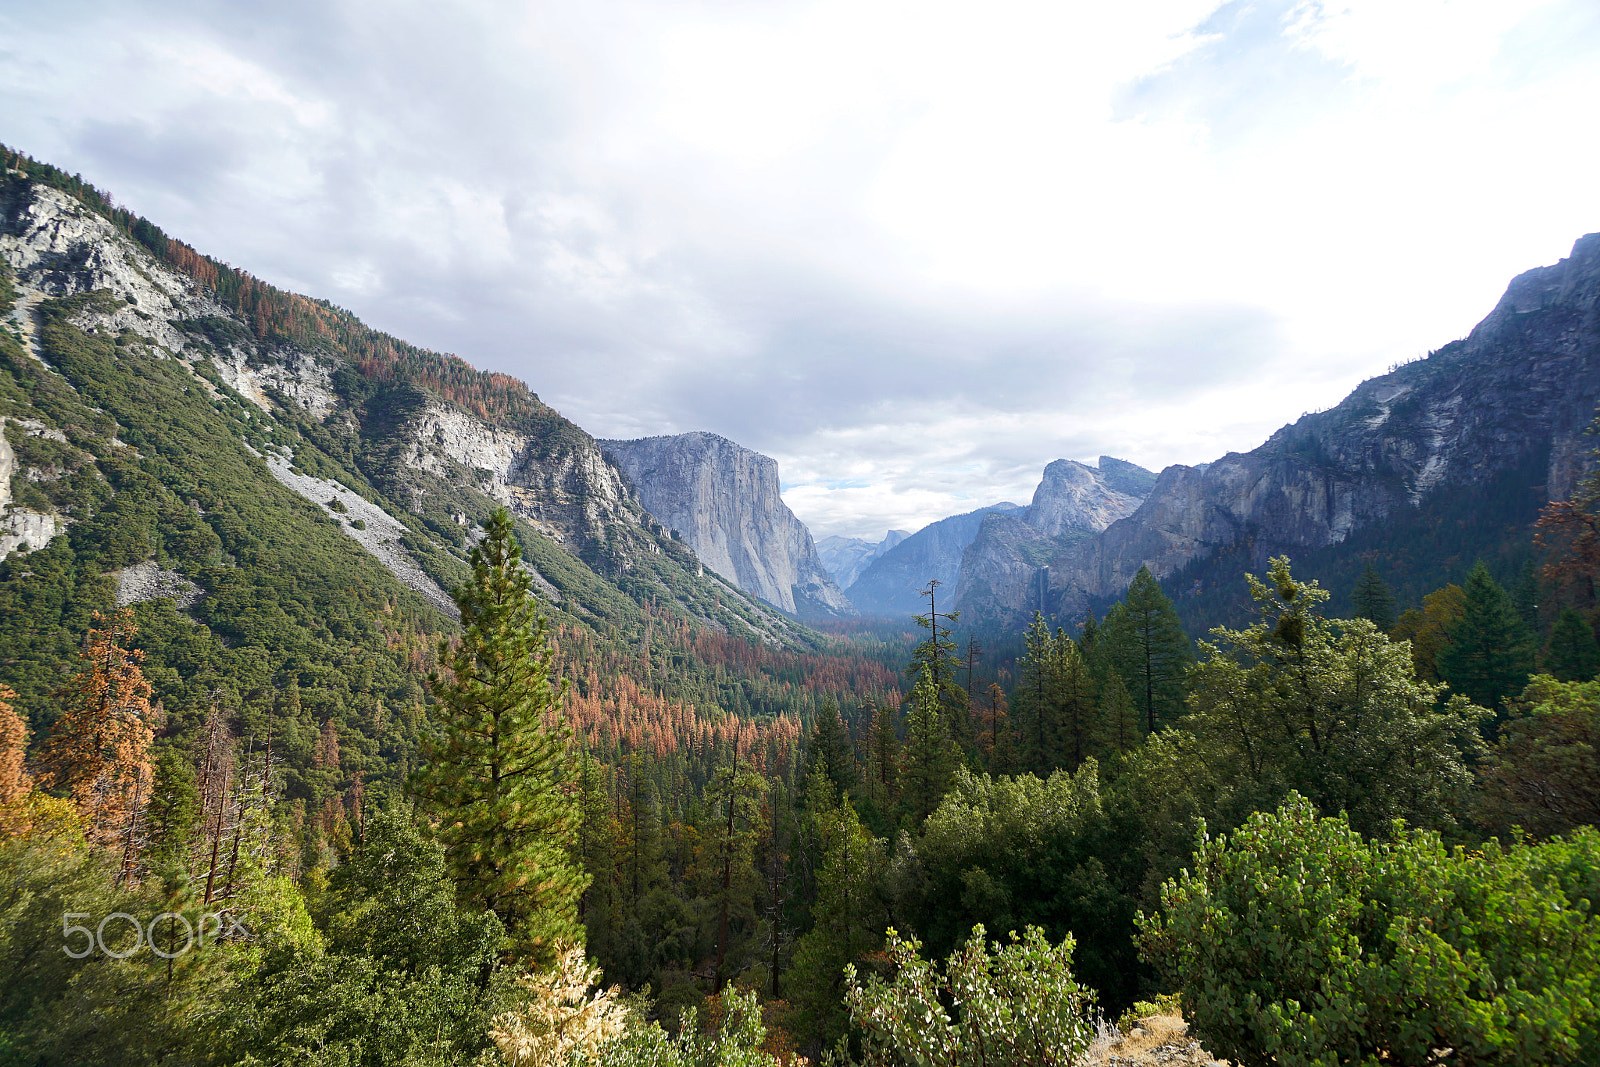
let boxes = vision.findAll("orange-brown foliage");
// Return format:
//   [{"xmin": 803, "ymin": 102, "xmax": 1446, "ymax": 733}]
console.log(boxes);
[
  {"xmin": 0, "ymin": 685, "xmax": 29, "ymax": 806},
  {"xmin": 38, "ymin": 610, "xmax": 155, "ymax": 855}
]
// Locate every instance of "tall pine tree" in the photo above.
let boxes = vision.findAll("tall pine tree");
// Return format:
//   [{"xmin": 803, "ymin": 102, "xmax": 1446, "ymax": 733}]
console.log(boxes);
[
  {"xmin": 409, "ymin": 509, "xmax": 586, "ymax": 965},
  {"xmin": 1100, "ymin": 567, "xmax": 1192, "ymax": 734},
  {"xmin": 1351, "ymin": 563, "xmax": 1398, "ymax": 632},
  {"xmin": 1545, "ymin": 607, "xmax": 1600, "ymax": 683},
  {"xmin": 1439, "ymin": 561, "xmax": 1536, "ymax": 730}
]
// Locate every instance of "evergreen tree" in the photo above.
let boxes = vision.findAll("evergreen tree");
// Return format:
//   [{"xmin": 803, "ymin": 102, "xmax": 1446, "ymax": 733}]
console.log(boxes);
[
  {"xmin": 908, "ymin": 580, "xmax": 972, "ymax": 750},
  {"xmin": 1099, "ymin": 673, "xmax": 1139, "ymax": 757},
  {"xmin": 902, "ymin": 665, "xmax": 957, "ymax": 821},
  {"xmin": 706, "ymin": 761, "xmax": 766, "ymax": 991},
  {"xmin": 409, "ymin": 509, "xmax": 586, "ymax": 965},
  {"xmin": 867, "ymin": 702, "xmax": 899, "ymax": 809},
  {"xmin": 1185, "ymin": 558, "xmax": 1487, "ymax": 837},
  {"xmin": 1545, "ymin": 607, "xmax": 1600, "ymax": 683},
  {"xmin": 1350, "ymin": 563, "xmax": 1398, "ymax": 633},
  {"xmin": 1013, "ymin": 613, "xmax": 1058, "ymax": 774},
  {"xmin": 1057, "ymin": 636, "xmax": 1099, "ymax": 769},
  {"xmin": 1099, "ymin": 567, "xmax": 1192, "ymax": 734},
  {"xmin": 804, "ymin": 699, "xmax": 857, "ymax": 799},
  {"xmin": 785, "ymin": 799, "xmax": 888, "ymax": 1047},
  {"xmin": 1439, "ymin": 561, "xmax": 1536, "ymax": 729}
]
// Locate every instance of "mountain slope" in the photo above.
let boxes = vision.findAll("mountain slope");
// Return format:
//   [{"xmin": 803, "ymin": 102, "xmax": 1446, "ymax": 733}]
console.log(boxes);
[
  {"xmin": 847, "ymin": 502, "xmax": 1024, "ymax": 619},
  {"xmin": 600, "ymin": 432, "xmax": 855, "ymax": 620},
  {"xmin": 817, "ymin": 529, "xmax": 909, "ymax": 590},
  {"xmin": 969, "ymin": 233, "xmax": 1600, "ymax": 625},
  {"xmin": 953, "ymin": 458, "xmax": 1150, "ymax": 627},
  {"xmin": 0, "ymin": 149, "xmax": 815, "ymax": 736}
]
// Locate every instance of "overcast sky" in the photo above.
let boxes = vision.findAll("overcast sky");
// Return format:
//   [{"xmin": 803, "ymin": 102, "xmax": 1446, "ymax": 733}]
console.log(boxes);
[{"xmin": 4, "ymin": 0, "xmax": 1599, "ymax": 540}]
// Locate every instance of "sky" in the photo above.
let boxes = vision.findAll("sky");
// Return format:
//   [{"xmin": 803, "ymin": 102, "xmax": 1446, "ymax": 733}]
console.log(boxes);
[{"xmin": 3, "ymin": 0, "xmax": 1599, "ymax": 541}]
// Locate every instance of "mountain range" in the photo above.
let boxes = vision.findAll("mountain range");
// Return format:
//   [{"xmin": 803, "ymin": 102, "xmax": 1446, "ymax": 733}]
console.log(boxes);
[{"xmin": 4, "ymin": 142, "xmax": 1594, "ymax": 652}]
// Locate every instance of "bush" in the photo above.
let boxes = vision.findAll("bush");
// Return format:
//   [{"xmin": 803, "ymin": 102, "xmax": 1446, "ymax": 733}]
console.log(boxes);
[
  {"xmin": 843, "ymin": 925, "xmax": 1096, "ymax": 1067},
  {"xmin": 1137, "ymin": 794, "xmax": 1600, "ymax": 1066}
]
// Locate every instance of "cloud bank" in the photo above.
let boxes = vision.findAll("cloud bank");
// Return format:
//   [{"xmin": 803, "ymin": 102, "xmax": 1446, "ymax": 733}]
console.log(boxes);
[{"xmin": 3, "ymin": 0, "xmax": 1597, "ymax": 538}]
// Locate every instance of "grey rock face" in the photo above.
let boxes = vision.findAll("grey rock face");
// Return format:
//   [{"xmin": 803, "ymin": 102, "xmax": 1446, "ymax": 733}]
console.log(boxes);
[
  {"xmin": 816, "ymin": 530, "xmax": 910, "ymax": 590},
  {"xmin": 847, "ymin": 503, "xmax": 1024, "ymax": 619},
  {"xmin": 952, "ymin": 457, "xmax": 1149, "ymax": 625},
  {"xmin": 601, "ymin": 432, "xmax": 856, "ymax": 619},
  {"xmin": 1025, "ymin": 459, "xmax": 1145, "ymax": 536},
  {"xmin": 0, "ymin": 174, "xmax": 808, "ymax": 645},
  {"xmin": 1029, "ymin": 232, "xmax": 1600, "ymax": 619}
]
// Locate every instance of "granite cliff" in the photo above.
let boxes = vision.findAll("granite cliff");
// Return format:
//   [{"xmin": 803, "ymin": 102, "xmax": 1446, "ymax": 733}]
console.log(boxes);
[
  {"xmin": 600, "ymin": 432, "xmax": 855, "ymax": 620},
  {"xmin": 959, "ymin": 233, "xmax": 1600, "ymax": 625},
  {"xmin": 846, "ymin": 502, "xmax": 1024, "ymax": 619},
  {"xmin": 0, "ymin": 163, "xmax": 806, "ymax": 646},
  {"xmin": 952, "ymin": 458, "xmax": 1150, "ymax": 626}
]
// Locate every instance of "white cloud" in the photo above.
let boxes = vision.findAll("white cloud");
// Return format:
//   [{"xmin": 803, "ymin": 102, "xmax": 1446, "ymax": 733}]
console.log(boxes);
[{"xmin": 3, "ymin": 0, "xmax": 1596, "ymax": 542}]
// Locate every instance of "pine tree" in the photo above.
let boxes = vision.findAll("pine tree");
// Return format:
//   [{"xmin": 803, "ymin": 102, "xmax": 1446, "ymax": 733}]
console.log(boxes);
[
  {"xmin": 805, "ymin": 699, "xmax": 857, "ymax": 798},
  {"xmin": 1013, "ymin": 613, "xmax": 1058, "ymax": 774},
  {"xmin": 1099, "ymin": 673, "xmax": 1139, "ymax": 756},
  {"xmin": 902, "ymin": 665, "xmax": 957, "ymax": 821},
  {"xmin": 908, "ymin": 580, "xmax": 972, "ymax": 750},
  {"xmin": 1439, "ymin": 561, "xmax": 1536, "ymax": 729},
  {"xmin": 1545, "ymin": 607, "xmax": 1600, "ymax": 683},
  {"xmin": 410, "ymin": 509, "xmax": 587, "ymax": 965},
  {"xmin": 38, "ymin": 609, "xmax": 155, "ymax": 865},
  {"xmin": 1100, "ymin": 567, "xmax": 1192, "ymax": 734},
  {"xmin": 1351, "ymin": 564, "xmax": 1398, "ymax": 633},
  {"xmin": 707, "ymin": 761, "xmax": 766, "ymax": 991},
  {"xmin": 867, "ymin": 701, "xmax": 899, "ymax": 809},
  {"xmin": 1057, "ymin": 635, "xmax": 1099, "ymax": 769}
]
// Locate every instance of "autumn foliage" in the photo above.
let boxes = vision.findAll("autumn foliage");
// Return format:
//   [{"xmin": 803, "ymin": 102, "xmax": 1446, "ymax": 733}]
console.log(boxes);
[{"xmin": 37, "ymin": 610, "xmax": 155, "ymax": 864}]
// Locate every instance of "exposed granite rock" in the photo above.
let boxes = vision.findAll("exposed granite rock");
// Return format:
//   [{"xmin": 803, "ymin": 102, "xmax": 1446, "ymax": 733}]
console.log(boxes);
[
  {"xmin": 953, "ymin": 458, "xmax": 1148, "ymax": 626},
  {"xmin": 261, "ymin": 448, "xmax": 461, "ymax": 617},
  {"xmin": 116, "ymin": 562, "xmax": 202, "ymax": 609},
  {"xmin": 847, "ymin": 503, "xmax": 1024, "ymax": 619},
  {"xmin": 0, "ymin": 417, "xmax": 65, "ymax": 556},
  {"xmin": 816, "ymin": 529, "xmax": 910, "ymax": 590},
  {"xmin": 1025, "ymin": 232, "xmax": 1600, "ymax": 621},
  {"xmin": 0, "ymin": 172, "xmax": 809, "ymax": 646},
  {"xmin": 1025, "ymin": 459, "xmax": 1145, "ymax": 537},
  {"xmin": 601, "ymin": 432, "xmax": 856, "ymax": 619}
]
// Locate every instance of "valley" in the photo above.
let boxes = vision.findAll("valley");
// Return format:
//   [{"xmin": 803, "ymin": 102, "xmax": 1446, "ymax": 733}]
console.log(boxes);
[{"xmin": 1, "ymin": 143, "xmax": 1598, "ymax": 1067}]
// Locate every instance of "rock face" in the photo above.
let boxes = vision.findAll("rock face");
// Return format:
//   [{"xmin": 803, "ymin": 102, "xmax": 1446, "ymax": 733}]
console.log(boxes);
[
  {"xmin": 601, "ymin": 432, "xmax": 856, "ymax": 619},
  {"xmin": 977, "ymin": 233, "xmax": 1600, "ymax": 624},
  {"xmin": 816, "ymin": 530, "xmax": 910, "ymax": 590},
  {"xmin": 0, "ymin": 170, "xmax": 807, "ymax": 646},
  {"xmin": 847, "ymin": 503, "xmax": 1024, "ymax": 619},
  {"xmin": 953, "ymin": 458, "xmax": 1150, "ymax": 626}
]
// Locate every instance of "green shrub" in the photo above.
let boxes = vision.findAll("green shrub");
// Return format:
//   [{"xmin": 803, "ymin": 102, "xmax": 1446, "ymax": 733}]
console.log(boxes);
[
  {"xmin": 843, "ymin": 925, "xmax": 1096, "ymax": 1067},
  {"xmin": 1137, "ymin": 794, "xmax": 1600, "ymax": 1066}
]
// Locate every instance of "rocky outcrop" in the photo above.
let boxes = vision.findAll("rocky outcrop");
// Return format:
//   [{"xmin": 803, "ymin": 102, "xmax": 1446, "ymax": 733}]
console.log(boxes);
[
  {"xmin": 0, "ymin": 169, "xmax": 808, "ymax": 646},
  {"xmin": 847, "ymin": 503, "xmax": 1024, "ymax": 619},
  {"xmin": 816, "ymin": 530, "xmax": 910, "ymax": 590},
  {"xmin": 952, "ymin": 458, "xmax": 1150, "ymax": 625},
  {"xmin": 998, "ymin": 233, "xmax": 1600, "ymax": 622},
  {"xmin": 0, "ymin": 417, "xmax": 66, "ymax": 556},
  {"xmin": 601, "ymin": 432, "xmax": 856, "ymax": 619},
  {"xmin": 1024, "ymin": 459, "xmax": 1145, "ymax": 536}
]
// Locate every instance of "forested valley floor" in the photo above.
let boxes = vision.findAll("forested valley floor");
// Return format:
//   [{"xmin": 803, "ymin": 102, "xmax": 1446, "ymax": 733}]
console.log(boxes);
[{"xmin": 6, "ymin": 474, "xmax": 1600, "ymax": 1065}]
